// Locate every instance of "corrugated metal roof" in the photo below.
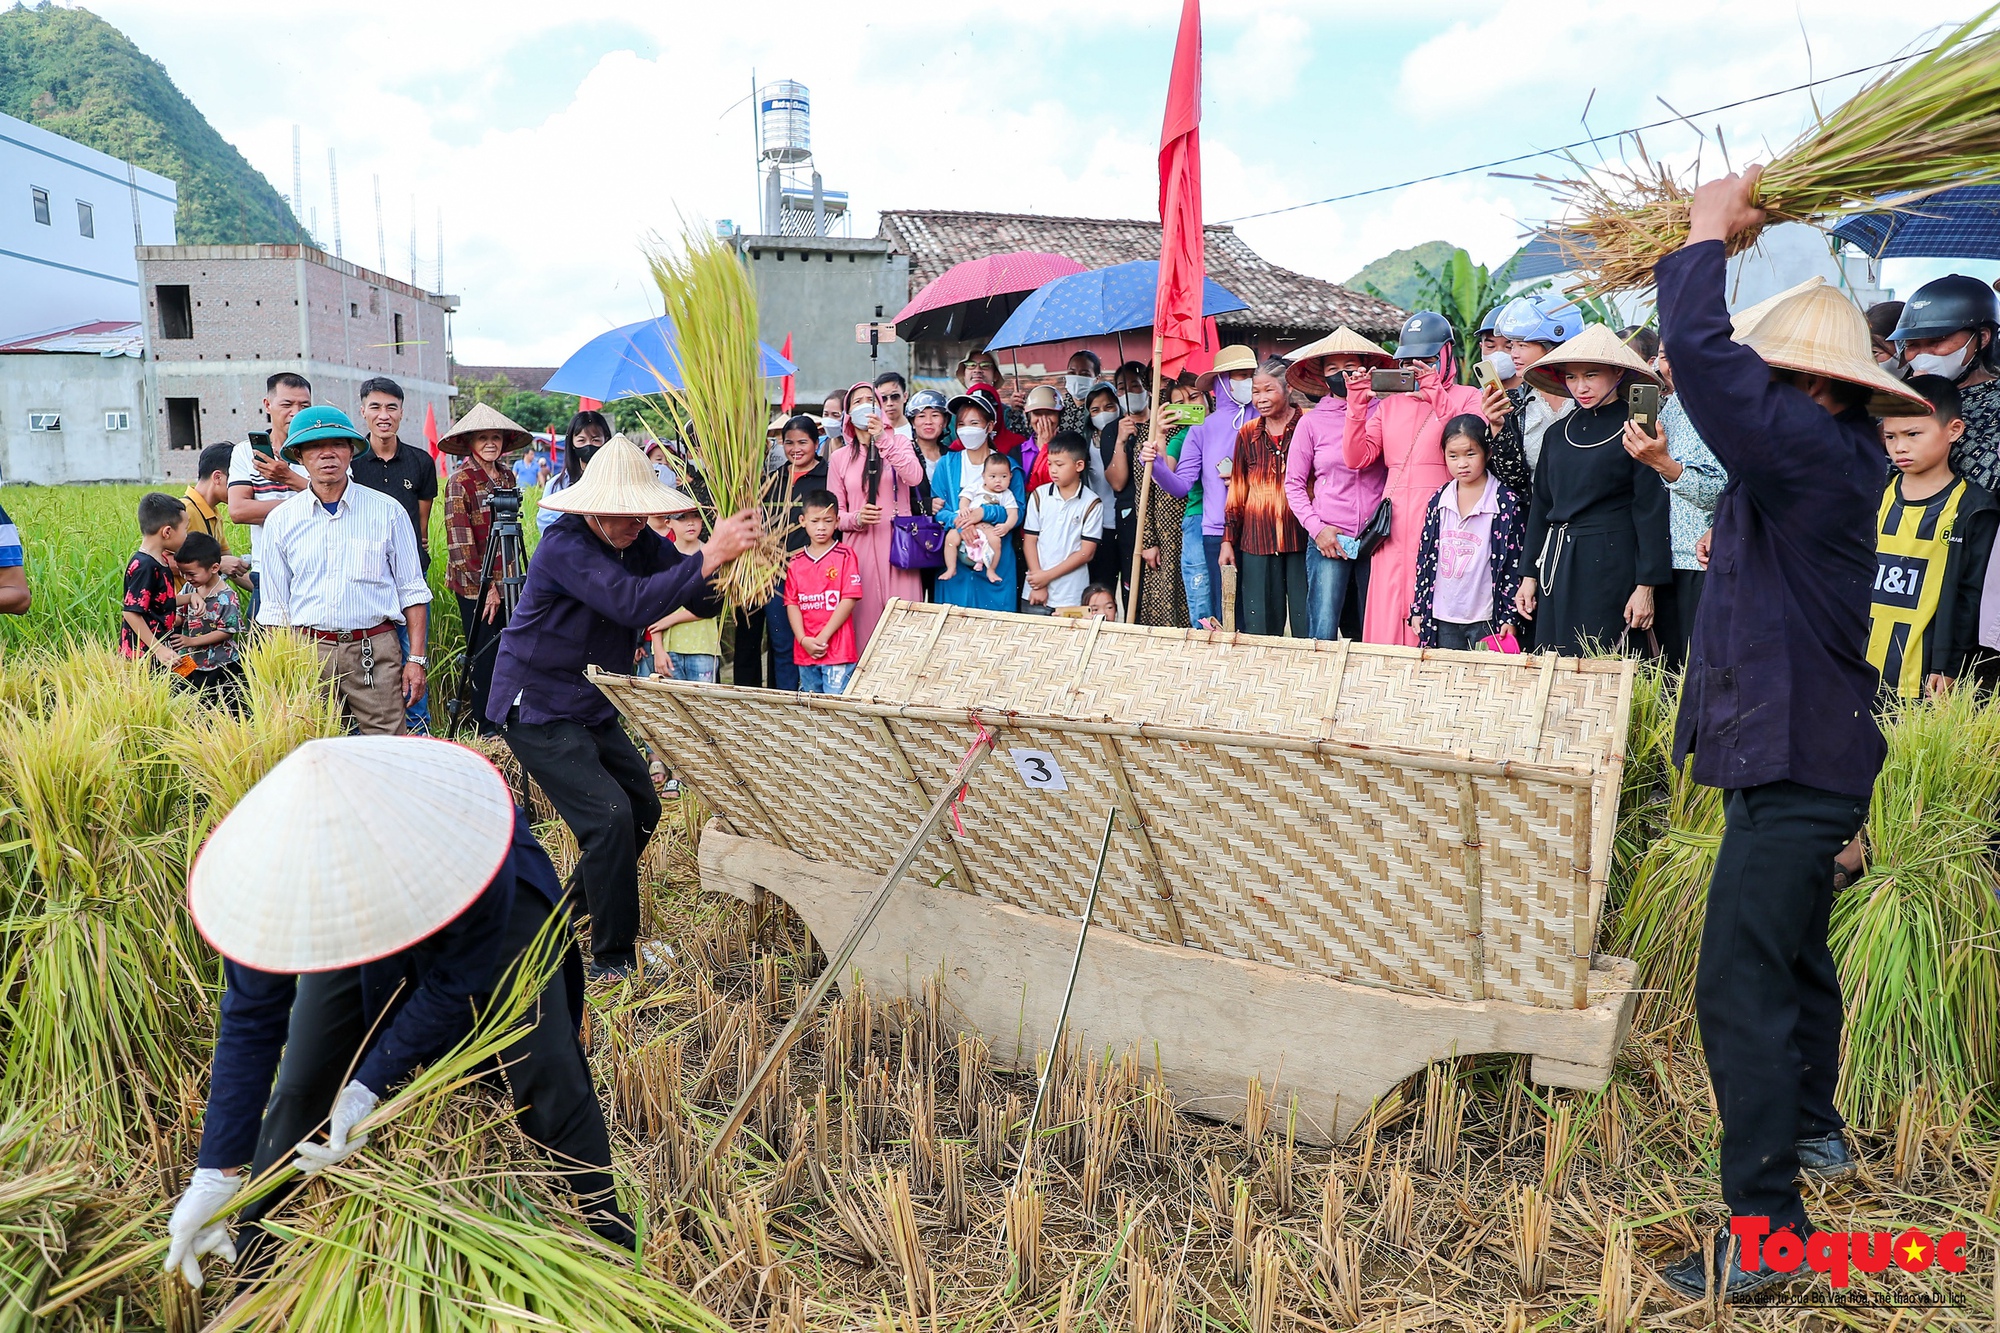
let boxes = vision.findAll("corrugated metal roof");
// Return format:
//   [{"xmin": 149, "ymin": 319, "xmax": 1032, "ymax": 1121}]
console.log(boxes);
[
  {"xmin": 876, "ymin": 210, "xmax": 1404, "ymax": 339},
  {"xmin": 0, "ymin": 320, "xmax": 144, "ymax": 356}
]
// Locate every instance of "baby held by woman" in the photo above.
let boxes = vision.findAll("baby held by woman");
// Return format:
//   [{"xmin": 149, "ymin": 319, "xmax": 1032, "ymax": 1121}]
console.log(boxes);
[{"xmin": 943, "ymin": 452, "xmax": 1020, "ymax": 583}]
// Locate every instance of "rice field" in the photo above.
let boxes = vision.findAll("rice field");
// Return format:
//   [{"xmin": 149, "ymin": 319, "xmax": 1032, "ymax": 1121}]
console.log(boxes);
[{"xmin": 0, "ymin": 484, "xmax": 1996, "ymax": 1329}]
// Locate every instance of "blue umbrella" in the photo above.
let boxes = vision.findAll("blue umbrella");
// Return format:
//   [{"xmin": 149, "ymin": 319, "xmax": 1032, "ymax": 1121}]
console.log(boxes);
[
  {"xmin": 984, "ymin": 261, "xmax": 1250, "ymax": 352},
  {"xmin": 1832, "ymin": 185, "xmax": 2000, "ymax": 261},
  {"xmin": 543, "ymin": 318, "xmax": 798, "ymax": 400}
]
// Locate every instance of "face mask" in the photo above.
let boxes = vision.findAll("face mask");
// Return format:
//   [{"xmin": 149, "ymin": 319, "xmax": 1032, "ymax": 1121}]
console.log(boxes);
[
  {"xmin": 1907, "ymin": 340, "xmax": 1976, "ymax": 381},
  {"xmin": 958, "ymin": 426, "xmax": 989, "ymax": 449},
  {"xmin": 572, "ymin": 444, "xmax": 601, "ymax": 471},
  {"xmin": 825, "ymin": 411, "xmax": 843, "ymax": 425},
  {"xmin": 849, "ymin": 401, "xmax": 878, "ymax": 428},
  {"xmin": 1065, "ymin": 374, "xmax": 1094, "ymax": 400},
  {"xmin": 1225, "ymin": 377, "xmax": 1254, "ymax": 406},
  {"xmin": 1119, "ymin": 390, "xmax": 1150, "ymax": 415},
  {"xmin": 1090, "ymin": 409, "xmax": 1119, "ymax": 430}
]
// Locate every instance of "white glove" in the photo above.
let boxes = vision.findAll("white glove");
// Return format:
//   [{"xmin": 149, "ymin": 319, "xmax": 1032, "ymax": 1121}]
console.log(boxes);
[
  {"xmin": 291, "ymin": 1080, "xmax": 379, "ymax": 1176},
  {"xmin": 164, "ymin": 1167, "xmax": 243, "ymax": 1290}
]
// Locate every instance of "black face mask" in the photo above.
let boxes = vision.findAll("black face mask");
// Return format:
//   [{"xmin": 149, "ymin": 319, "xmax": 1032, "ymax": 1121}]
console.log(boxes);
[{"xmin": 570, "ymin": 443, "xmax": 601, "ymax": 475}]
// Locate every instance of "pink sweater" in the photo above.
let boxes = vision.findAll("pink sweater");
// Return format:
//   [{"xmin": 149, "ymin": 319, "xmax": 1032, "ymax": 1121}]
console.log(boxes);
[{"xmin": 1284, "ymin": 394, "xmax": 1385, "ymax": 538}]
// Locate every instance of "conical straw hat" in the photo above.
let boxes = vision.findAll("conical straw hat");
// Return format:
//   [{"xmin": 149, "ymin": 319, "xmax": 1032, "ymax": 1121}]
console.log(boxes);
[
  {"xmin": 537, "ymin": 432, "xmax": 699, "ymax": 515},
  {"xmin": 1525, "ymin": 323, "xmax": 1663, "ymax": 398},
  {"xmin": 437, "ymin": 401, "xmax": 534, "ymax": 457},
  {"xmin": 1737, "ymin": 280, "xmax": 1933, "ymax": 417},
  {"xmin": 1285, "ymin": 326, "xmax": 1395, "ymax": 395},
  {"xmin": 1730, "ymin": 276, "xmax": 1827, "ymax": 340},
  {"xmin": 188, "ymin": 737, "xmax": 515, "ymax": 973}
]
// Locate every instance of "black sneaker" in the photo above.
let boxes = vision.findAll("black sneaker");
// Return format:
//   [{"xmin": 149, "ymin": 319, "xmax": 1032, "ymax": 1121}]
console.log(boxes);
[
  {"xmin": 585, "ymin": 959, "xmax": 632, "ymax": 985},
  {"xmin": 1796, "ymin": 1131, "xmax": 1860, "ymax": 1184},
  {"xmin": 1659, "ymin": 1227, "xmax": 1805, "ymax": 1304}
]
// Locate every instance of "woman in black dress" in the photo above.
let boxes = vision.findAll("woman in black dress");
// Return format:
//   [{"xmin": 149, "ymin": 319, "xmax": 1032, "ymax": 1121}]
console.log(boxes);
[{"xmin": 1514, "ymin": 325, "xmax": 1672, "ymax": 656}]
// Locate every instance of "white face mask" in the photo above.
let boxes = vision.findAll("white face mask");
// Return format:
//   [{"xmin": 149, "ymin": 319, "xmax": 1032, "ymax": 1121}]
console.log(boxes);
[
  {"xmin": 849, "ymin": 401, "xmax": 878, "ymax": 428},
  {"xmin": 1906, "ymin": 340, "xmax": 1976, "ymax": 381},
  {"xmin": 958, "ymin": 426, "xmax": 989, "ymax": 449},
  {"xmin": 1065, "ymin": 374, "xmax": 1095, "ymax": 400},
  {"xmin": 1090, "ymin": 409, "xmax": 1119, "ymax": 430},
  {"xmin": 1119, "ymin": 390, "xmax": 1150, "ymax": 414},
  {"xmin": 1225, "ymin": 376, "xmax": 1254, "ymax": 406}
]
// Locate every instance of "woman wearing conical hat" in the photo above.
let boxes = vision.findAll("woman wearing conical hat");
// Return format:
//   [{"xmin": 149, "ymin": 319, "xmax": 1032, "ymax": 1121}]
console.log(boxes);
[
  {"xmin": 488, "ymin": 436, "xmax": 762, "ymax": 982},
  {"xmin": 163, "ymin": 738, "xmax": 635, "ymax": 1288}
]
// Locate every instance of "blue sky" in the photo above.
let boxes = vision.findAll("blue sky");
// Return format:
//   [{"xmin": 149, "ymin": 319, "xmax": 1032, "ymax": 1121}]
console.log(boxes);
[{"xmin": 87, "ymin": 0, "xmax": 2000, "ymax": 363}]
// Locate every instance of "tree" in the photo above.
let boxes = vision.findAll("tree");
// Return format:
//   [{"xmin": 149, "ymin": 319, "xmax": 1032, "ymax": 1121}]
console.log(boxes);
[{"xmin": 1362, "ymin": 248, "xmax": 1546, "ymax": 372}]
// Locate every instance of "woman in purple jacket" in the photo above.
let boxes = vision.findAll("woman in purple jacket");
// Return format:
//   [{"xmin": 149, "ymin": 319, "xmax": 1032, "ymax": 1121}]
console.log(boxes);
[
  {"xmin": 1284, "ymin": 328, "xmax": 1392, "ymax": 640},
  {"xmin": 1140, "ymin": 345, "xmax": 1259, "ymax": 628}
]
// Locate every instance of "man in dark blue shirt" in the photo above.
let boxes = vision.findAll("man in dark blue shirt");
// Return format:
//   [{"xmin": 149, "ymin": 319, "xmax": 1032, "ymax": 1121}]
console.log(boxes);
[
  {"xmin": 1655, "ymin": 168, "xmax": 1932, "ymax": 1303},
  {"xmin": 163, "ymin": 737, "xmax": 629, "ymax": 1289},
  {"xmin": 487, "ymin": 435, "xmax": 760, "ymax": 980}
]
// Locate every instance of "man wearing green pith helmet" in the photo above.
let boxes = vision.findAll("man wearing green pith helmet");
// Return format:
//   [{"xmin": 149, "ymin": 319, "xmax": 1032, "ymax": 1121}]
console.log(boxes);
[{"xmin": 164, "ymin": 736, "xmax": 633, "ymax": 1288}]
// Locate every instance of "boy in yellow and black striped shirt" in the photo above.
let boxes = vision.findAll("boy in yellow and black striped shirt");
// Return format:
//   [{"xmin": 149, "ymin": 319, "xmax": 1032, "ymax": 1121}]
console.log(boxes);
[{"xmin": 1868, "ymin": 375, "xmax": 1999, "ymax": 700}]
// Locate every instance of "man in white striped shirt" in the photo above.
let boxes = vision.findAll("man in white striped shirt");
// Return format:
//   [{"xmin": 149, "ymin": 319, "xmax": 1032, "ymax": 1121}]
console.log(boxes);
[{"xmin": 256, "ymin": 406, "xmax": 432, "ymax": 735}]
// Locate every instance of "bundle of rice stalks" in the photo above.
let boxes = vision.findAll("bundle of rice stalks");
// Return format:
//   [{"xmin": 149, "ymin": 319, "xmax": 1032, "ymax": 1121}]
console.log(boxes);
[
  {"xmin": 1541, "ymin": 10, "xmax": 2000, "ymax": 294},
  {"xmin": 1831, "ymin": 689, "xmax": 2000, "ymax": 1128},
  {"xmin": 0, "ymin": 1118, "xmax": 99, "ymax": 1333},
  {"xmin": 1604, "ymin": 749, "xmax": 1723, "ymax": 1029},
  {"xmin": 647, "ymin": 226, "xmax": 788, "ymax": 607}
]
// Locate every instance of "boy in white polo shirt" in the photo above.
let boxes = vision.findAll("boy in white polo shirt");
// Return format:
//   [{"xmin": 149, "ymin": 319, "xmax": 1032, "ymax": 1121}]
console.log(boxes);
[{"xmin": 1023, "ymin": 431, "xmax": 1103, "ymax": 615}]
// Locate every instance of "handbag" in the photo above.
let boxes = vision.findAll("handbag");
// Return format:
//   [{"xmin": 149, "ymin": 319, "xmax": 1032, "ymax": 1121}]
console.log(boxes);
[
  {"xmin": 889, "ymin": 482, "xmax": 947, "ymax": 571},
  {"xmin": 1353, "ymin": 498, "xmax": 1393, "ymax": 559}
]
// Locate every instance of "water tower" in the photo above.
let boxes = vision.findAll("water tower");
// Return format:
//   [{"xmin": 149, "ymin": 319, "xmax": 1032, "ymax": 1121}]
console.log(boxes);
[{"xmin": 756, "ymin": 80, "xmax": 847, "ymax": 237}]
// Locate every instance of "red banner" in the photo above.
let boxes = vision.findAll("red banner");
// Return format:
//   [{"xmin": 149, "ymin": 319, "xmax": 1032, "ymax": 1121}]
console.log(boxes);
[{"xmin": 1155, "ymin": 0, "xmax": 1204, "ymax": 379}]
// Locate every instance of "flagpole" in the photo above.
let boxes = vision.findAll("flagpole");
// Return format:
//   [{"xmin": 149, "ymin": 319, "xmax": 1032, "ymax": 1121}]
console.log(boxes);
[{"xmin": 1125, "ymin": 331, "xmax": 1164, "ymax": 624}]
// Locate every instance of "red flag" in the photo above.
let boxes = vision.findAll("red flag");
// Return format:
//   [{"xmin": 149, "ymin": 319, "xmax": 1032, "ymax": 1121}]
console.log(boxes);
[
  {"xmin": 578, "ymin": 396, "xmax": 603, "ymax": 411},
  {"xmin": 423, "ymin": 402, "xmax": 439, "ymax": 458},
  {"xmin": 1155, "ymin": 0, "xmax": 1203, "ymax": 379},
  {"xmin": 780, "ymin": 333, "xmax": 795, "ymax": 415}
]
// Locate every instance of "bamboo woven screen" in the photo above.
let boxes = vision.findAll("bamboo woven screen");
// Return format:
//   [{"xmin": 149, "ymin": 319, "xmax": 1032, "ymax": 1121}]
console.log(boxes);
[{"xmin": 596, "ymin": 603, "xmax": 1635, "ymax": 1011}]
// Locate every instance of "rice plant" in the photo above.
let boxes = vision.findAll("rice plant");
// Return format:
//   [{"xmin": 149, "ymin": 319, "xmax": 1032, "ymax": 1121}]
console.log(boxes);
[
  {"xmin": 646, "ymin": 227, "xmax": 789, "ymax": 607},
  {"xmin": 1539, "ymin": 8, "xmax": 2000, "ymax": 293}
]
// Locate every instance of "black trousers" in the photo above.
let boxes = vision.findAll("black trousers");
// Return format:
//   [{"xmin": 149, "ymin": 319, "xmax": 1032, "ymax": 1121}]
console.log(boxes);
[
  {"xmin": 1238, "ymin": 550, "xmax": 1309, "ymax": 637},
  {"xmin": 237, "ymin": 892, "xmax": 626, "ymax": 1245},
  {"xmin": 1695, "ymin": 779, "xmax": 1868, "ymax": 1231},
  {"xmin": 503, "ymin": 712, "xmax": 659, "ymax": 966},
  {"xmin": 1660, "ymin": 568, "xmax": 1705, "ymax": 670},
  {"xmin": 457, "ymin": 594, "xmax": 508, "ymax": 737}
]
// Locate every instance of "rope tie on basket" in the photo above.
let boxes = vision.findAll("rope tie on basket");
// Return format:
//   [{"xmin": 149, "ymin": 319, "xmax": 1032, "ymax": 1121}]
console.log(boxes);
[{"xmin": 951, "ymin": 720, "xmax": 994, "ymax": 836}]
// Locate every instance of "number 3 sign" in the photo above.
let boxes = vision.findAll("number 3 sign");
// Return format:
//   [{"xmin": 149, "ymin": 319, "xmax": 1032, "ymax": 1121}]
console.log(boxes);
[{"xmin": 1009, "ymin": 748, "xmax": 1069, "ymax": 791}]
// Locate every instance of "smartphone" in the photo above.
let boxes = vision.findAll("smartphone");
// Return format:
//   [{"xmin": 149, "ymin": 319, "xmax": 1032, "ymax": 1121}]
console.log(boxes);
[
  {"xmin": 1160, "ymin": 400, "xmax": 1208, "ymax": 430},
  {"xmin": 1627, "ymin": 382, "xmax": 1662, "ymax": 432},
  {"xmin": 251, "ymin": 437, "xmax": 275, "ymax": 460},
  {"xmin": 1371, "ymin": 368, "xmax": 1418, "ymax": 395},
  {"xmin": 1473, "ymin": 360, "xmax": 1502, "ymax": 390}
]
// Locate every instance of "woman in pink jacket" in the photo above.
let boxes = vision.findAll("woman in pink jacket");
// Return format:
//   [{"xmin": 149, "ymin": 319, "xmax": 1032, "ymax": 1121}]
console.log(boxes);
[
  {"xmin": 1342, "ymin": 313, "xmax": 1490, "ymax": 646},
  {"xmin": 1285, "ymin": 328, "xmax": 1392, "ymax": 640},
  {"xmin": 828, "ymin": 379, "xmax": 924, "ymax": 652}
]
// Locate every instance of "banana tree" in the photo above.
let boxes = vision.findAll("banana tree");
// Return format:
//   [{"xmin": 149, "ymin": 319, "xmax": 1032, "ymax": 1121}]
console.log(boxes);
[{"xmin": 1363, "ymin": 247, "xmax": 1544, "ymax": 371}]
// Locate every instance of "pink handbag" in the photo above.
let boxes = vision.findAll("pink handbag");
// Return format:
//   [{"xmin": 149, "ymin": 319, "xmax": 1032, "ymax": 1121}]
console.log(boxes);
[{"xmin": 1481, "ymin": 625, "xmax": 1523, "ymax": 654}]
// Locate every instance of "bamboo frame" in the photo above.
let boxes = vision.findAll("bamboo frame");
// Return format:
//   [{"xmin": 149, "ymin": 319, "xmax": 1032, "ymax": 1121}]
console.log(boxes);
[
  {"xmin": 1096, "ymin": 734, "xmax": 1189, "ymax": 947},
  {"xmin": 867, "ymin": 715, "xmax": 974, "ymax": 893},
  {"xmin": 1457, "ymin": 771, "xmax": 1486, "ymax": 1002}
]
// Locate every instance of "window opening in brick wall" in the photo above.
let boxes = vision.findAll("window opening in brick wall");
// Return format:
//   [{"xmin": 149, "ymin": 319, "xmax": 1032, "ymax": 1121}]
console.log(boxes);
[
  {"xmin": 393, "ymin": 312, "xmax": 404, "ymax": 355},
  {"xmin": 165, "ymin": 398, "xmax": 201, "ymax": 450},
  {"xmin": 156, "ymin": 285, "xmax": 193, "ymax": 339}
]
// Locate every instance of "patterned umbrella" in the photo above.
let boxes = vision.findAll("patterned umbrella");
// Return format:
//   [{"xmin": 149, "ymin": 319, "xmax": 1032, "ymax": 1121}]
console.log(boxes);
[
  {"xmin": 892, "ymin": 251, "xmax": 1089, "ymax": 342},
  {"xmin": 984, "ymin": 261, "xmax": 1249, "ymax": 353},
  {"xmin": 1832, "ymin": 185, "xmax": 2000, "ymax": 260}
]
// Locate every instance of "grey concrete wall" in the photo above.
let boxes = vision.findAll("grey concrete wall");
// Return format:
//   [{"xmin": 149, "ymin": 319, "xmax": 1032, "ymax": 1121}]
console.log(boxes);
[
  {"xmin": 733, "ymin": 234, "xmax": 909, "ymax": 408},
  {"xmin": 0, "ymin": 353, "xmax": 151, "ymax": 483}
]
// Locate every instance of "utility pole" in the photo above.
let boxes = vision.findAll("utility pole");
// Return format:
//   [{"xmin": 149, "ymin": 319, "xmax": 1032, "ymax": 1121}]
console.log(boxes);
[
  {"xmin": 434, "ymin": 207, "xmax": 443, "ymax": 292},
  {"xmin": 327, "ymin": 148, "xmax": 343, "ymax": 258},
  {"xmin": 373, "ymin": 175, "xmax": 386, "ymax": 274},
  {"xmin": 408, "ymin": 193, "xmax": 417, "ymax": 287},
  {"xmin": 291, "ymin": 125, "xmax": 304, "ymax": 242}
]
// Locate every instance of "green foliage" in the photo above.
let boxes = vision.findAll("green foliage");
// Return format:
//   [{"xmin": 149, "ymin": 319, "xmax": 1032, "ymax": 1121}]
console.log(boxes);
[
  {"xmin": 0, "ymin": 5, "xmax": 299, "ymax": 245},
  {"xmin": 453, "ymin": 374, "xmax": 583, "ymax": 434},
  {"xmin": 1343, "ymin": 241, "xmax": 1457, "ymax": 311},
  {"xmin": 1361, "ymin": 247, "xmax": 1544, "ymax": 371}
]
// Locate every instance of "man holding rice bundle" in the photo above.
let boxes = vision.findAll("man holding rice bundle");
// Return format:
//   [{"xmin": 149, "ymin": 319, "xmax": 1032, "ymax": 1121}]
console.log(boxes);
[
  {"xmin": 1654, "ymin": 166, "xmax": 1935, "ymax": 1303},
  {"xmin": 164, "ymin": 736, "xmax": 633, "ymax": 1289}
]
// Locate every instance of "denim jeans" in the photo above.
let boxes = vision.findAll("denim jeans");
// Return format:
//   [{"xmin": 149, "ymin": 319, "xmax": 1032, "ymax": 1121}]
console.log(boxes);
[
  {"xmin": 764, "ymin": 591, "xmax": 798, "ymax": 692},
  {"xmin": 668, "ymin": 652, "xmax": 719, "ymax": 683},
  {"xmin": 797, "ymin": 661, "xmax": 853, "ymax": 694},
  {"xmin": 393, "ymin": 620, "xmax": 431, "ymax": 734},
  {"xmin": 1202, "ymin": 534, "xmax": 1234, "ymax": 629},
  {"xmin": 1181, "ymin": 509, "xmax": 1215, "ymax": 628},
  {"xmin": 1304, "ymin": 546, "xmax": 1369, "ymax": 641},
  {"xmin": 1434, "ymin": 619, "xmax": 1494, "ymax": 650}
]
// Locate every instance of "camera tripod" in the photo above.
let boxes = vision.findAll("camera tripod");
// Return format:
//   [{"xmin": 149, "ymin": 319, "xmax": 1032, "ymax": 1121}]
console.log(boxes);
[{"xmin": 448, "ymin": 486, "xmax": 527, "ymax": 734}]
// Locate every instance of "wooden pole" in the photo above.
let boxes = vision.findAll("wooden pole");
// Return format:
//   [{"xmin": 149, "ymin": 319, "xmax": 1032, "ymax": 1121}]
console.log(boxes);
[
  {"xmin": 678, "ymin": 732, "xmax": 995, "ymax": 1200},
  {"xmin": 1124, "ymin": 327, "xmax": 1166, "ymax": 623}
]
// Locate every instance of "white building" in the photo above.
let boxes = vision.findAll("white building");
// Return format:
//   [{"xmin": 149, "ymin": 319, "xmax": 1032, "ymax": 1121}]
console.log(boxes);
[
  {"xmin": 0, "ymin": 321, "xmax": 152, "ymax": 484},
  {"xmin": 0, "ymin": 110, "xmax": 178, "ymax": 343}
]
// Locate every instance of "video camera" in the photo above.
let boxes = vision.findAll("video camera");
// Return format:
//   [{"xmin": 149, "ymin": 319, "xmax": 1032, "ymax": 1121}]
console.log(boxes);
[{"xmin": 483, "ymin": 484, "xmax": 524, "ymax": 521}]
